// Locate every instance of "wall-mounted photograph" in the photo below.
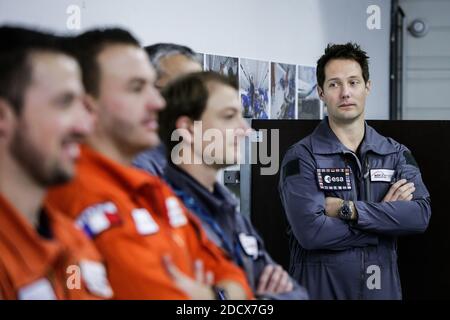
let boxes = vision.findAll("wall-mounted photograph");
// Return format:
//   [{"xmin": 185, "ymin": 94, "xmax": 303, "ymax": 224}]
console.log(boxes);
[
  {"xmin": 239, "ymin": 58, "xmax": 270, "ymax": 119},
  {"xmin": 271, "ymin": 62, "xmax": 296, "ymax": 119},
  {"xmin": 205, "ymin": 54, "xmax": 238, "ymax": 84},
  {"xmin": 297, "ymin": 65, "xmax": 322, "ymax": 119}
]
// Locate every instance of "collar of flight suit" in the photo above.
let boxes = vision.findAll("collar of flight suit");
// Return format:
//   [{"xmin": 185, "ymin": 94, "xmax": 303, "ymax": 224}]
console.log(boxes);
[
  {"xmin": 0, "ymin": 194, "xmax": 64, "ymax": 289},
  {"xmin": 164, "ymin": 163, "xmax": 239, "ymax": 218},
  {"xmin": 79, "ymin": 144, "xmax": 162, "ymax": 192},
  {"xmin": 310, "ymin": 117, "xmax": 398, "ymax": 156}
]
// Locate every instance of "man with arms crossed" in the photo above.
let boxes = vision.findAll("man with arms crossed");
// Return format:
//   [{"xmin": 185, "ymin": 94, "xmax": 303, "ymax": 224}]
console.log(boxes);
[{"xmin": 279, "ymin": 43, "xmax": 431, "ymax": 299}]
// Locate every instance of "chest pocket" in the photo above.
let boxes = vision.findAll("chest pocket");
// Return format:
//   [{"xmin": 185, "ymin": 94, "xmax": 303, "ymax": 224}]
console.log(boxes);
[
  {"xmin": 366, "ymin": 153, "xmax": 397, "ymax": 202},
  {"xmin": 367, "ymin": 170, "xmax": 395, "ymax": 202}
]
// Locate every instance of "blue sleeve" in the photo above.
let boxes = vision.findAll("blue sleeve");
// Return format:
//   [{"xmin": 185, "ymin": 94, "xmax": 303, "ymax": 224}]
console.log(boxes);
[
  {"xmin": 239, "ymin": 216, "xmax": 309, "ymax": 300},
  {"xmin": 352, "ymin": 146, "xmax": 431, "ymax": 236},
  {"xmin": 279, "ymin": 144, "xmax": 378, "ymax": 251},
  {"xmin": 255, "ymin": 248, "xmax": 309, "ymax": 300},
  {"xmin": 132, "ymin": 146, "xmax": 166, "ymax": 177},
  {"xmin": 260, "ymin": 281, "xmax": 310, "ymax": 300}
]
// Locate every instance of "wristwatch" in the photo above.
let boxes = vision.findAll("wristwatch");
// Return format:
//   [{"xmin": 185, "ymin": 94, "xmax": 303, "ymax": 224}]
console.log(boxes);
[
  {"xmin": 212, "ymin": 285, "xmax": 228, "ymax": 300},
  {"xmin": 339, "ymin": 200, "xmax": 353, "ymax": 221}
]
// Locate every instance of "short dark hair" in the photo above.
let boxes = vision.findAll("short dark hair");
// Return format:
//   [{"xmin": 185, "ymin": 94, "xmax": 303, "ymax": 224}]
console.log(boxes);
[
  {"xmin": 159, "ymin": 71, "xmax": 238, "ymax": 155},
  {"xmin": 0, "ymin": 25, "xmax": 69, "ymax": 114},
  {"xmin": 316, "ymin": 42, "xmax": 370, "ymax": 89},
  {"xmin": 67, "ymin": 28, "xmax": 140, "ymax": 96},
  {"xmin": 144, "ymin": 43, "xmax": 199, "ymax": 77}
]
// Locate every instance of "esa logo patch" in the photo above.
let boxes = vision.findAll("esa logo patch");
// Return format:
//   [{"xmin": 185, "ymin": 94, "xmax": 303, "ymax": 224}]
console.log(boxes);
[{"xmin": 316, "ymin": 168, "xmax": 352, "ymax": 190}]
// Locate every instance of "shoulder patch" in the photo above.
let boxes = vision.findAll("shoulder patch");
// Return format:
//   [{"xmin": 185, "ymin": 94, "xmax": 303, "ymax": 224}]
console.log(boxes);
[
  {"xmin": 283, "ymin": 159, "xmax": 300, "ymax": 180},
  {"xmin": 76, "ymin": 202, "xmax": 122, "ymax": 238},
  {"xmin": 403, "ymin": 151, "xmax": 419, "ymax": 168}
]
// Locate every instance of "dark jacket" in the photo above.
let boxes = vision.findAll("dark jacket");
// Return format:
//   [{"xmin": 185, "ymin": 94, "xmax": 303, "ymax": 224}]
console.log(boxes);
[
  {"xmin": 164, "ymin": 164, "xmax": 309, "ymax": 300},
  {"xmin": 133, "ymin": 144, "xmax": 167, "ymax": 177}
]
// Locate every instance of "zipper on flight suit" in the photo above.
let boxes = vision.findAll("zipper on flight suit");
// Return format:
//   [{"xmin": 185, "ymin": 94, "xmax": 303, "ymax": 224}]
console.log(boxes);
[
  {"xmin": 363, "ymin": 155, "xmax": 372, "ymax": 202},
  {"xmin": 343, "ymin": 150, "xmax": 370, "ymax": 299},
  {"xmin": 360, "ymin": 154, "xmax": 372, "ymax": 299},
  {"xmin": 343, "ymin": 152, "xmax": 360, "ymax": 202}
]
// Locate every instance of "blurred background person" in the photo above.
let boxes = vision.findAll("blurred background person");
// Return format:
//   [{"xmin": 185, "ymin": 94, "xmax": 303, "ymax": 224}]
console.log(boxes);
[
  {"xmin": 133, "ymin": 43, "xmax": 202, "ymax": 176},
  {"xmin": 159, "ymin": 71, "xmax": 309, "ymax": 300},
  {"xmin": 0, "ymin": 26, "xmax": 112, "ymax": 300}
]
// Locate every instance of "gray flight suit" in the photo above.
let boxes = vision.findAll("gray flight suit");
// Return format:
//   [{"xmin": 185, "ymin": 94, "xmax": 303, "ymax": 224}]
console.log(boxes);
[{"xmin": 279, "ymin": 118, "xmax": 431, "ymax": 299}]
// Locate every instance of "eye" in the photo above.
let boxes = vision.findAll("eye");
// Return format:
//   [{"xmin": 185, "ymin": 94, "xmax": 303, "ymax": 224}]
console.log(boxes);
[
  {"xmin": 223, "ymin": 110, "xmax": 238, "ymax": 120},
  {"xmin": 328, "ymin": 82, "xmax": 338, "ymax": 88},
  {"xmin": 350, "ymin": 79, "xmax": 360, "ymax": 86},
  {"xmin": 128, "ymin": 80, "xmax": 147, "ymax": 93},
  {"xmin": 56, "ymin": 93, "xmax": 75, "ymax": 108},
  {"xmin": 130, "ymin": 84, "xmax": 144, "ymax": 93}
]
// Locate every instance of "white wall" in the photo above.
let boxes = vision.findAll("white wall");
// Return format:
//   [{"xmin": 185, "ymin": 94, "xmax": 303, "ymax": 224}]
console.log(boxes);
[{"xmin": 0, "ymin": 0, "xmax": 391, "ymax": 119}]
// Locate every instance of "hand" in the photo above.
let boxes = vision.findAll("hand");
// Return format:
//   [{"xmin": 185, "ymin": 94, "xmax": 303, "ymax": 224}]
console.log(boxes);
[
  {"xmin": 163, "ymin": 255, "xmax": 215, "ymax": 300},
  {"xmin": 256, "ymin": 264, "xmax": 294, "ymax": 295},
  {"xmin": 324, "ymin": 197, "xmax": 344, "ymax": 218},
  {"xmin": 383, "ymin": 179, "xmax": 415, "ymax": 202}
]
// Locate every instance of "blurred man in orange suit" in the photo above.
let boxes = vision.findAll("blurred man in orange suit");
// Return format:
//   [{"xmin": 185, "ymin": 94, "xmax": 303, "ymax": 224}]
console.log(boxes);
[{"xmin": 0, "ymin": 26, "xmax": 112, "ymax": 300}]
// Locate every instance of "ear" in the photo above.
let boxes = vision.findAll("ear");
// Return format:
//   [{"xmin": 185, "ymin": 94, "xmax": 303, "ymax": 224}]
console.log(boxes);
[
  {"xmin": 174, "ymin": 115, "xmax": 194, "ymax": 145},
  {"xmin": 83, "ymin": 94, "xmax": 98, "ymax": 114},
  {"xmin": 365, "ymin": 80, "xmax": 372, "ymax": 95},
  {"xmin": 83, "ymin": 93, "xmax": 99, "ymax": 123},
  {"xmin": 0, "ymin": 98, "xmax": 16, "ymax": 138},
  {"xmin": 317, "ymin": 85, "xmax": 325, "ymax": 100}
]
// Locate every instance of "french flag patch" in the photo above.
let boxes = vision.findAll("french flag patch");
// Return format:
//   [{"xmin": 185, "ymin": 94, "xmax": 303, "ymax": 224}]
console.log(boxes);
[{"xmin": 76, "ymin": 202, "xmax": 121, "ymax": 238}]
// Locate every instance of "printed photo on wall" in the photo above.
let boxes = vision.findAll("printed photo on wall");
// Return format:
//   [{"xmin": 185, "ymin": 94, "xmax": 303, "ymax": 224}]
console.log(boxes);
[
  {"xmin": 297, "ymin": 65, "xmax": 322, "ymax": 119},
  {"xmin": 239, "ymin": 58, "xmax": 270, "ymax": 119},
  {"xmin": 270, "ymin": 62, "xmax": 296, "ymax": 119},
  {"xmin": 205, "ymin": 54, "xmax": 238, "ymax": 84}
]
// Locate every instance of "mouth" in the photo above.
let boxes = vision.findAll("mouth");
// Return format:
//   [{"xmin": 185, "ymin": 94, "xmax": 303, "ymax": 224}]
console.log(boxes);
[
  {"xmin": 61, "ymin": 140, "xmax": 81, "ymax": 161},
  {"xmin": 142, "ymin": 117, "xmax": 159, "ymax": 131},
  {"xmin": 338, "ymin": 103, "xmax": 356, "ymax": 109}
]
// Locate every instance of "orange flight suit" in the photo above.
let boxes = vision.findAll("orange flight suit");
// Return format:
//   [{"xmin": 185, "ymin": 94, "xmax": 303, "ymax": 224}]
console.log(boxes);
[
  {"xmin": 0, "ymin": 195, "xmax": 113, "ymax": 300},
  {"xmin": 46, "ymin": 145, "xmax": 252, "ymax": 299}
]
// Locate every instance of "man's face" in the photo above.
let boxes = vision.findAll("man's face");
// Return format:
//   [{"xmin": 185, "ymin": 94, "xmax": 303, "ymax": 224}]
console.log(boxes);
[
  {"xmin": 8, "ymin": 52, "xmax": 91, "ymax": 186},
  {"xmin": 194, "ymin": 83, "xmax": 249, "ymax": 168},
  {"xmin": 155, "ymin": 54, "xmax": 202, "ymax": 90},
  {"xmin": 94, "ymin": 44, "xmax": 165, "ymax": 156},
  {"xmin": 318, "ymin": 59, "xmax": 371, "ymax": 123}
]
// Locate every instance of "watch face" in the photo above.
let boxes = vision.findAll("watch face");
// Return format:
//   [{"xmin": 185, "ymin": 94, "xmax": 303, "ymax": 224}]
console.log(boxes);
[
  {"xmin": 340, "ymin": 202, "xmax": 352, "ymax": 219},
  {"xmin": 342, "ymin": 205, "xmax": 350, "ymax": 215}
]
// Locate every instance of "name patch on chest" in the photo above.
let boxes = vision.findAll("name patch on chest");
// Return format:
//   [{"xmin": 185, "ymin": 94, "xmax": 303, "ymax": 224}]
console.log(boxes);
[
  {"xmin": 370, "ymin": 169, "xmax": 395, "ymax": 182},
  {"xmin": 316, "ymin": 168, "xmax": 352, "ymax": 190}
]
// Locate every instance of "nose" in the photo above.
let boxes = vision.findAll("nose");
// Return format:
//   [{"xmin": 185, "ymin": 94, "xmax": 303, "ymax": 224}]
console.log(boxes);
[
  {"xmin": 341, "ymin": 84, "xmax": 351, "ymax": 100},
  {"xmin": 235, "ymin": 117, "xmax": 251, "ymax": 137},
  {"xmin": 147, "ymin": 86, "xmax": 166, "ymax": 112},
  {"xmin": 240, "ymin": 117, "xmax": 250, "ymax": 132},
  {"xmin": 72, "ymin": 99, "xmax": 93, "ymax": 136}
]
